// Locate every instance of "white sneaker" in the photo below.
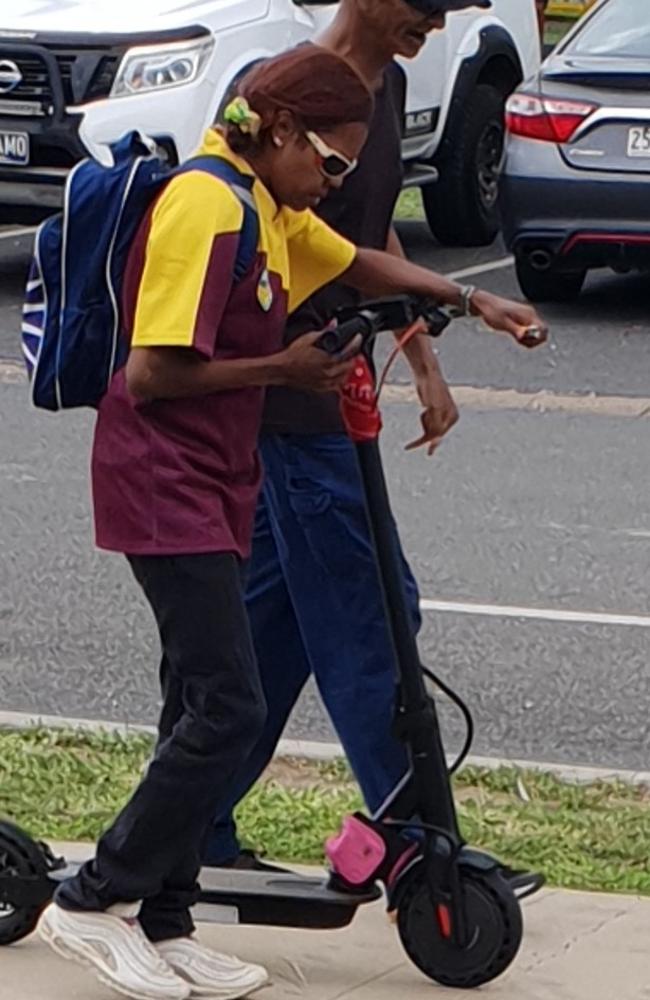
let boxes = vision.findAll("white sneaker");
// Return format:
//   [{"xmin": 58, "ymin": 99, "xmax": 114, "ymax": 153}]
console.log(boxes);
[
  {"xmin": 38, "ymin": 902, "xmax": 191, "ymax": 1000},
  {"xmin": 156, "ymin": 937, "xmax": 269, "ymax": 998}
]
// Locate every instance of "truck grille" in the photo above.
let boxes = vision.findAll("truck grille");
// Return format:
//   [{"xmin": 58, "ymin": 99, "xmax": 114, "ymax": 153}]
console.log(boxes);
[
  {"xmin": 0, "ymin": 54, "xmax": 53, "ymax": 115},
  {"xmin": 0, "ymin": 45, "xmax": 122, "ymax": 117},
  {"xmin": 52, "ymin": 50, "xmax": 122, "ymax": 104}
]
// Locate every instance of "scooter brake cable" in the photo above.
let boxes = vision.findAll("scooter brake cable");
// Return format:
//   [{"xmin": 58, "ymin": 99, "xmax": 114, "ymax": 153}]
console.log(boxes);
[
  {"xmin": 422, "ymin": 664, "xmax": 475, "ymax": 775},
  {"xmin": 374, "ymin": 318, "xmax": 429, "ymax": 402}
]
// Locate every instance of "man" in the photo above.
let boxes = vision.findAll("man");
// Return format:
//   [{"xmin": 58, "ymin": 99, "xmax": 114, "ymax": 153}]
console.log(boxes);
[{"xmin": 204, "ymin": 0, "xmax": 543, "ymax": 898}]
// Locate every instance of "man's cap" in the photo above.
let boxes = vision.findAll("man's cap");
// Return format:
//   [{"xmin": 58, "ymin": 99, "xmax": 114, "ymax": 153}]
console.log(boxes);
[{"xmin": 405, "ymin": 0, "xmax": 492, "ymax": 13}]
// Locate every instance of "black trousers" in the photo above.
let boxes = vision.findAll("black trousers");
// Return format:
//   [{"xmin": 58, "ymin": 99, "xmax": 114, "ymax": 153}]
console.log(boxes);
[{"xmin": 55, "ymin": 553, "xmax": 267, "ymax": 941}]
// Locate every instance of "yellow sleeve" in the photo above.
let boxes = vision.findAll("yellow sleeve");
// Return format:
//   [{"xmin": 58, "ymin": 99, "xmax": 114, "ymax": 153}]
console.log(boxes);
[
  {"xmin": 282, "ymin": 207, "xmax": 357, "ymax": 315},
  {"xmin": 132, "ymin": 171, "xmax": 245, "ymax": 358}
]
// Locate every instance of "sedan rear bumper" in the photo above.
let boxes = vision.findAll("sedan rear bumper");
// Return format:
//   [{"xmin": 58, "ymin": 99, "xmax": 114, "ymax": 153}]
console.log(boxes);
[{"xmin": 500, "ymin": 137, "xmax": 650, "ymax": 271}]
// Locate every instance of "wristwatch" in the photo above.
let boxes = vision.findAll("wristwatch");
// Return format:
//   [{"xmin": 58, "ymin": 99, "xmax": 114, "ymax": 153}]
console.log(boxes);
[{"xmin": 447, "ymin": 284, "xmax": 477, "ymax": 318}]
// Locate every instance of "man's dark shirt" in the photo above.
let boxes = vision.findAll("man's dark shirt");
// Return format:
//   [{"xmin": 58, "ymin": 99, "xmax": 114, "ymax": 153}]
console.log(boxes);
[{"xmin": 262, "ymin": 61, "xmax": 406, "ymax": 435}]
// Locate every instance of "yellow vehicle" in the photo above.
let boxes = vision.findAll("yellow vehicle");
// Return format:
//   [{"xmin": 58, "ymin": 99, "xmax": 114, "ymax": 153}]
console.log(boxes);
[
  {"xmin": 545, "ymin": 0, "xmax": 597, "ymax": 19},
  {"xmin": 543, "ymin": 0, "xmax": 597, "ymax": 47}
]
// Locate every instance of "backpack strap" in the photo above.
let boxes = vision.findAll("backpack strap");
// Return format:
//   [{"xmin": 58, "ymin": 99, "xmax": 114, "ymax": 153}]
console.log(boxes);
[{"xmin": 176, "ymin": 155, "xmax": 259, "ymax": 282}]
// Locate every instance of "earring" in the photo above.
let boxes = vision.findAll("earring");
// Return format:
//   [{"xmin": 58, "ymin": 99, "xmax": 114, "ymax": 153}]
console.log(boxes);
[{"xmin": 273, "ymin": 136, "xmax": 283, "ymax": 147}]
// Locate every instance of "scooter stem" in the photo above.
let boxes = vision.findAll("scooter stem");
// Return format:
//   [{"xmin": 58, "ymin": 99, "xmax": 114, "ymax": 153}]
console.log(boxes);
[{"xmin": 353, "ymin": 437, "xmax": 461, "ymax": 839}]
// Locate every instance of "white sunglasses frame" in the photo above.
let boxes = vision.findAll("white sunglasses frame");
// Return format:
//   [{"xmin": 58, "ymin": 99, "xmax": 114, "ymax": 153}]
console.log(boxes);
[{"xmin": 305, "ymin": 130, "xmax": 359, "ymax": 179}]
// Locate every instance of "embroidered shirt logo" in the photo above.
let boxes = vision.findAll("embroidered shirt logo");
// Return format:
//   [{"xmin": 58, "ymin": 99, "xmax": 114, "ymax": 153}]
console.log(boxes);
[{"xmin": 256, "ymin": 268, "xmax": 273, "ymax": 312}]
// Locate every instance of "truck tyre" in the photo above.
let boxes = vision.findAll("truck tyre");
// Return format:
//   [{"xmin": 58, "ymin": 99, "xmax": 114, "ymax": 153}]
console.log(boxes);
[{"xmin": 423, "ymin": 83, "xmax": 505, "ymax": 247}]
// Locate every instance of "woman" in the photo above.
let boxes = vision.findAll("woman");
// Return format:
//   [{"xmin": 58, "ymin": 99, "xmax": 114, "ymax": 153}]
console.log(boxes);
[{"xmin": 39, "ymin": 46, "xmax": 544, "ymax": 1000}]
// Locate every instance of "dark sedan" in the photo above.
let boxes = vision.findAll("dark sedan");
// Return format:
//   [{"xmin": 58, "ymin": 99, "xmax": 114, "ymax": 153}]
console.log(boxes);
[{"xmin": 500, "ymin": 0, "xmax": 650, "ymax": 302}]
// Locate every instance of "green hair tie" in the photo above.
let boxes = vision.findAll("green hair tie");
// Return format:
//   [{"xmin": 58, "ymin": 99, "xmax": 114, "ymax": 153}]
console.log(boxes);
[{"xmin": 223, "ymin": 96, "xmax": 262, "ymax": 138}]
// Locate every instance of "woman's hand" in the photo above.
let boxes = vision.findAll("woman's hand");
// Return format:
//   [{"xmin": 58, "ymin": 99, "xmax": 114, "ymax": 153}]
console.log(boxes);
[
  {"xmin": 470, "ymin": 291, "xmax": 548, "ymax": 348},
  {"xmin": 275, "ymin": 331, "xmax": 362, "ymax": 392},
  {"xmin": 406, "ymin": 367, "xmax": 459, "ymax": 456}
]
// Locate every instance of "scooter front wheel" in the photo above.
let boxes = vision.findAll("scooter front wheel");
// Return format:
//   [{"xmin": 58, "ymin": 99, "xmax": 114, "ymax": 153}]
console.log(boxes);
[
  {"xmin": 397, "ymin": 867, "xmax": 523, "ymax": 989},
  {"xmin": 0, "ymin": 821, "xmax": 51, "ymax": 945}
]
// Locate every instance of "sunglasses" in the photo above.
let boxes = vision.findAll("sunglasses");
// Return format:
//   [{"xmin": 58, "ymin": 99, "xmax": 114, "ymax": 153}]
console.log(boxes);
[{"xmin": 305, "ymin": 131, "xmax": 358, "ymax": 180}]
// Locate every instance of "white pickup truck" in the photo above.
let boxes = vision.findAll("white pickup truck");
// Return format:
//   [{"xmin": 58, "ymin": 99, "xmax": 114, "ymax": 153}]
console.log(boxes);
[{"xmin": 0, "ymin": 0, "xmax": 540, "ymax": 245}]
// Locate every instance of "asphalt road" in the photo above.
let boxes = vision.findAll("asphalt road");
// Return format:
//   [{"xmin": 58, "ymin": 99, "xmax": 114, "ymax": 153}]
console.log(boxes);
[{"xmin": 0, "ymin": 220, "xmax": 649, "ymax": 772}]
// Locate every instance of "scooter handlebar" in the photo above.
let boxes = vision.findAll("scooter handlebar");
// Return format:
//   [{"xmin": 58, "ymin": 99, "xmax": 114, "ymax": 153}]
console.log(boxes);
[
  {"xmin": 317, "ymin": 296, "xmax": 452, "ymax": 356},
  {"xmin": 316, "ymin": 314, "xmax": 376, "ymax": 356},
  {"xmin": 317, "ymin": 295, "xmax": 549, "ymax": 356}
]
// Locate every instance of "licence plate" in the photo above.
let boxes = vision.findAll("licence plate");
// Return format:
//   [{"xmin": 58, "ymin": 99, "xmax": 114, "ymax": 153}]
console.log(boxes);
[
  {"xmin": 627, "ymin": 125, "xmax": 650, "ymax": 158},
  {"xmin": 0, "ymin": 130, "xmax": 29, "ymax": 166}
]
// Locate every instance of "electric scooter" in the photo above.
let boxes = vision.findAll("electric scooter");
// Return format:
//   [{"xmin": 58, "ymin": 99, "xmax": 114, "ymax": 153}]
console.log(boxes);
[{"xmin": 0, "ymin": 296, "xmax": 546, "ymax": 988}]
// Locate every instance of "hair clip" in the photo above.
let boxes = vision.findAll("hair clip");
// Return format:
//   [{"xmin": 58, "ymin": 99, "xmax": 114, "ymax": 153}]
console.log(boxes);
[{"xmin": 223, "ymin": 96, "xmax": 262, "ymax": 138}]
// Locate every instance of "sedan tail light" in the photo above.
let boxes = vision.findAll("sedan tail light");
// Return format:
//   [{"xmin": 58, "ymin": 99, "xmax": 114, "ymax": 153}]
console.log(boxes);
[{"xmin": 505, "ymin": 93, "xmax": 597, "ymax": 143}]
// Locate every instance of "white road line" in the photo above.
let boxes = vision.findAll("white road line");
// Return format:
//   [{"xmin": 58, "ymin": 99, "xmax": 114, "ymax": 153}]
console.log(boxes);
[
  {"xmin": 382, "ymin": 382, "xmax": 650, "ymax": 418},
  {"xmin": 277, "ymin": 741, "xmax": 650, "ymax": 788},
  {"xmin": 445, "ymin": 255, "xmax": 514, "ymax": 281},
  {"xmin": 1, "ymin": 709, "xmax": 647, "ymax": 786},
  {"xmin": 0, "ymin": 361, "xmax": 25, "ymax": 382},
  {"xmin": 0, "ymin": 710, "xmax": 158, "ymax": 737},
  {"xmin": 5, "ymin": 357, "xmax": 650, "ymax": 421},
  {"xmin": 420, "ymin": 598, "xmax": 650, "ymax": 628},
  {"xmin": 0, "ymin": 226, "xmax": 36, "ymax": 242}
]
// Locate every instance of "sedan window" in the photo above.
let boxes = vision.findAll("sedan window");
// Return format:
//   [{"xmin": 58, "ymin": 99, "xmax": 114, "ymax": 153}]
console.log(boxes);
[{"xmin": 567, "ymin": 0, "xmax": 650, "ymax": 59}]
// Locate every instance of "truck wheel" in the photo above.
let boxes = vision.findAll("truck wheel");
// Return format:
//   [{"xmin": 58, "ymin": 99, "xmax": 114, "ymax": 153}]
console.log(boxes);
[
  {"xmin": 515, "ymin": 259, "xmax": 586, "ymax": 303},
  {"xmin": 423, "ymin": 84, "xmax": 505, "ymax": 247}
]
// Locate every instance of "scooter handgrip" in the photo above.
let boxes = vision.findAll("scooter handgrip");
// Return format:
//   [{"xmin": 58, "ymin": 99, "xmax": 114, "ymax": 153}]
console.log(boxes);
[{"xmin": 317, "ymin": 316, "xmax": 373, "ymax": 355}]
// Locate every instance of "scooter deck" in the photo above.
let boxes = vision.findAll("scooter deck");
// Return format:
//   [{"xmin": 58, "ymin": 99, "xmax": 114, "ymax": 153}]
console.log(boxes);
[
  {"xmin": 3, "ymin": 859, "xmax": 381, "ymax": 933},
  {"xmin": 197, "ymin": 867, "xmax": 382, "ymax": 929}
]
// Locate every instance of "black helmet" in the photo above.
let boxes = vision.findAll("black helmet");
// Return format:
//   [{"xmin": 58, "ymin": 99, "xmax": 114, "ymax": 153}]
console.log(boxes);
[{"xmin": 405, "ymin": 0, "xmax": 491, "ymax": 14}]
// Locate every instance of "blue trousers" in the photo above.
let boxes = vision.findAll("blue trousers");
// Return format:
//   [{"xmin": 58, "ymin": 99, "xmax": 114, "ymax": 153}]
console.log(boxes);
[{"xmin": 203, "ymin": 432, "xmax": 421, "ymax": 865}]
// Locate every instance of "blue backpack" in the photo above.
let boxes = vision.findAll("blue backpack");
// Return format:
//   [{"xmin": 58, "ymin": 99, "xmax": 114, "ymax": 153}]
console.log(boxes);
[{"xmin": 21, "ymin": 131, "xmax": 259, "ymax": 411}]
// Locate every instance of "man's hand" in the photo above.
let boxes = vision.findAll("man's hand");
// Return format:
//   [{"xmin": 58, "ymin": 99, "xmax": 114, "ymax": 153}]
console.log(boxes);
[
  {"xmin": 406, "ymin": 366, "xmax": 459, "ymax": 456},
  {"xmin": 470, "ymin": 290, "xmax": 548, "ymax": 348},
  {"xmin": 275, "ymin": 331, "xmax": 361, "ymax": 393}
]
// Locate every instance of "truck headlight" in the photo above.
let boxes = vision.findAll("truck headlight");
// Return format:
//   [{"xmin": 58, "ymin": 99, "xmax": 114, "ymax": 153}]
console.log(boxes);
[{"xmin": 111, "ymin": 36, "xmax": 214, "ymax": 97}]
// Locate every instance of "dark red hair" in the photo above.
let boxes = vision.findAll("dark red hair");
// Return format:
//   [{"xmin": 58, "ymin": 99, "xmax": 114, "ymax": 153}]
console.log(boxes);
[{"xmin": 227, "ymin": 47, "xmax": 373, "ymax": 151}]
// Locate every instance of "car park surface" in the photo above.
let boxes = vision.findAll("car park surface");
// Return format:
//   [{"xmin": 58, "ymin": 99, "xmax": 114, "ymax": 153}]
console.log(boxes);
[{"xmin": 1, "ymin": 219, "xmax": 648, "ymax": 773}]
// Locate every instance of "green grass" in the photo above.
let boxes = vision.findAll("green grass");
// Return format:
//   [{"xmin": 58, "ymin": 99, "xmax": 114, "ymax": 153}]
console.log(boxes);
[
  {"xmin": 2, "ymin": 728, "xmax": 649, "ymax": 895},
  {"xmin": 544, "ymin": 18, "xmax": 574, "ymax": 47},
  {"xmin": 393, "ymin": 188, "xmax": 424, "ymax": 222}
]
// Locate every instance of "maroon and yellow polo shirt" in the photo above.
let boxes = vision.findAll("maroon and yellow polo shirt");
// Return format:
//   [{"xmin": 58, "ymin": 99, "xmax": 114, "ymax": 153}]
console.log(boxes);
[{"xmin": 91, "ymin": 130, "xmax": 355, "ymax": 557}]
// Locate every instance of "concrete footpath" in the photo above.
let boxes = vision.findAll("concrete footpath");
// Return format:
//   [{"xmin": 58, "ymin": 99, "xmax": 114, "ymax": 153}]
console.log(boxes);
[{"xmin": 2, "ymin": 845, "xmax": 649, "ymax": 1000}]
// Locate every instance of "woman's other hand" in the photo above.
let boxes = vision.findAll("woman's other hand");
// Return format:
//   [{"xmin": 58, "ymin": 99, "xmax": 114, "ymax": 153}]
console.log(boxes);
[{"xmin": 276, "ymin": 331, "xmax": 362, "ymax": 392}]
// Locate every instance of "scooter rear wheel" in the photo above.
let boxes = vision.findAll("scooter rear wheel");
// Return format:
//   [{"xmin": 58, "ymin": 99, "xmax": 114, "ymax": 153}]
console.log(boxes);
[
  {"xmin": 0, "ymin": 821, "xmax": 50, "ymax": 945},
  {"xmin": 397, "ymin": 867, "xmax": 523, "ymax": 988}
]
